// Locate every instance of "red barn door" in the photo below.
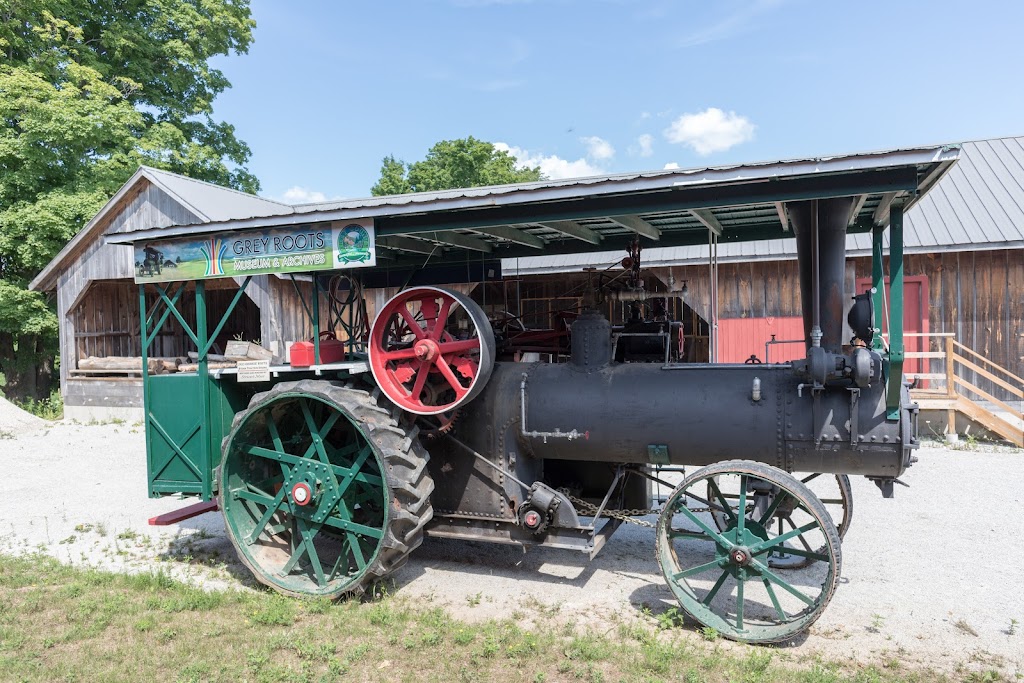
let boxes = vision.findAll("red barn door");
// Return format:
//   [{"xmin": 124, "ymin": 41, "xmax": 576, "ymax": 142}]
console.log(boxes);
[{"xmin": 856, "ymin": 275, "xmax": 929, "ymax": 385}]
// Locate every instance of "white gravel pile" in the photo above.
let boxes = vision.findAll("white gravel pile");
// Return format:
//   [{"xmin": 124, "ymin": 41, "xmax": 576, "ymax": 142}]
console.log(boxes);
[
  {"xmin": 0, "ymin": 422, "xmax": 1020, "ymax": 678},
  {"xmin": 0, "ymin": 395, "xmax": 47, "ymax": 436}
]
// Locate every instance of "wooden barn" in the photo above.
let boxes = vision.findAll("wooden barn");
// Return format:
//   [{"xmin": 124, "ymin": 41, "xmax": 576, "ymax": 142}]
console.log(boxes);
[{"xmin": 28, "ymin": 168, "xmax": 339, "ymax": 421}]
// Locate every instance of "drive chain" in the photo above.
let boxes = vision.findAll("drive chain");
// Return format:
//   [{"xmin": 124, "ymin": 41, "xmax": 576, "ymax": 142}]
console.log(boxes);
[{"xmin": 559, "ymin": 490, "xmax": 710, "ymax": 529}]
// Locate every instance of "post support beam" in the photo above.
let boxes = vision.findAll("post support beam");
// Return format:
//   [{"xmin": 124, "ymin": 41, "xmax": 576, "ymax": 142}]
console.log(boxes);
[
  {"xmin": 690, "ymin": 209, "xmax": 723, "ymax": 236},
  {"xmin": 195, "ymin": 280, "xmax": 212, "ymax": 500},
  {"xmin": 871, "ymin": 226, "xmax": 886, "ymax": 352},
  {"xmin": 885, "ymin": 199, "xmax": 905, "ymax": 420}
]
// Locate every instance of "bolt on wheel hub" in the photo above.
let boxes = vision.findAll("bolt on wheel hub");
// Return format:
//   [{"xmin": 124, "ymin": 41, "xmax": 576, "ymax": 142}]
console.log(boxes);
[
  {"xmin": 729, "ymin": 547, "xmax": 753, "ymax": 566},
  {"xmin": 291, "ymin": 481, "xmax": 314, "ymax": 506},
  {"xmin": 413, "ymin": 339, "xmax": 440, "ymax": 362}
]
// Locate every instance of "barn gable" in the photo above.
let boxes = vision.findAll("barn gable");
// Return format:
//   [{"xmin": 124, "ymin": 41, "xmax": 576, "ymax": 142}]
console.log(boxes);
[{"xmin": 28, "ymin": 168, "xmax": 289, "ymax": 418}]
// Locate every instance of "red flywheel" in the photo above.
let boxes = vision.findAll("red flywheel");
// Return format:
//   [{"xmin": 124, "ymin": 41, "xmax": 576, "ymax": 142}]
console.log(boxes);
[{"xmin": 368, "ymin": 286, "xmax": 495, "ymax": 416}]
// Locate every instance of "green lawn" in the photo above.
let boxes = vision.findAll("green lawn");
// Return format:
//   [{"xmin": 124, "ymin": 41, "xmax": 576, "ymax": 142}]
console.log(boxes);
[{"xmin": 0, "ymin": 554, "xmax": 1003, "ymax": 683}]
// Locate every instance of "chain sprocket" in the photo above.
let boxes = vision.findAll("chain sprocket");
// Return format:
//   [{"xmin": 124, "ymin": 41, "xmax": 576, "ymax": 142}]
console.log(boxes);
[{"xmin": 418, "ymin": 408, "xmax": 461, "ymax": 440}]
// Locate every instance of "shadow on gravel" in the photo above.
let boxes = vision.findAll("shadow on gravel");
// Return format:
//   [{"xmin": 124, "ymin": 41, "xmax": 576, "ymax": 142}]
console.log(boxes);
[
  {"xmin": 399, "ymin": 535, "xmax": 604, "ymax": 588},
  {"xmin": 154, "ymin": 523, "xmax": 263, "ymax": 591}
]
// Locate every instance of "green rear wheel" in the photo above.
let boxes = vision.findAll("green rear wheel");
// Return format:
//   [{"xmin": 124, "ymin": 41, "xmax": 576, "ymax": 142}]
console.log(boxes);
[
  {"xmin": 656, "ymin": 460, "xmax": 841, "ymax": 644},
  {"xmin": 219, "ymin": 380, "xmax": 433, "ymax": 598}
]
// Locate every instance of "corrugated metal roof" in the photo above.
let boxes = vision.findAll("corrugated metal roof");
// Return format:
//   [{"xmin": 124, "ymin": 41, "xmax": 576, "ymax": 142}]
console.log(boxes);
[
  {"xmin": 507, "ymin": 137, "xmax": 1024, "ymax": 275},
  {"xmin": 29, "ymin": 167, "xmax": 291, "ymax": 291},
  {"xmin": 142, "ymin": 167, "xmax": 291, "ymax": 224},
  {"xmin": 34, "ymin": 143, "xmax": 962, "ymax": 292},
  {"xmin": 107, "ymin": 144, "xmax": 957, "ymax": 248}
]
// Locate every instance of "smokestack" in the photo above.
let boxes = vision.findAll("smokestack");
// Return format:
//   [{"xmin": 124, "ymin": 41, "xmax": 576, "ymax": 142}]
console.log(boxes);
[{"xmin": 789, "ymin": 198, "xmax": 856, "ymax": 354}]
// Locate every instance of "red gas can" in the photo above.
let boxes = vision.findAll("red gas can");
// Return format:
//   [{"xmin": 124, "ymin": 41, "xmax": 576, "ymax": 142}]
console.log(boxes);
[{"xmin": 290, "ymin": 332, "xmax": 347, "ymax": 366}]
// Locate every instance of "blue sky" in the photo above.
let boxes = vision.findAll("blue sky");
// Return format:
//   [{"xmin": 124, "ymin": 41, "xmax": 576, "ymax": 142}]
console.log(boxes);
[{"xmin": 209, "ymin": 0, "xmax": 1024, "ymax": 202}]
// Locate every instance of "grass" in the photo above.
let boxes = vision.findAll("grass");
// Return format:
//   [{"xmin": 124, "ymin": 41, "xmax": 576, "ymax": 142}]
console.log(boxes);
[
  {"xmin": 0, "ymin": 553, "xmax": 1013, "ymax": 683},
  {"xmin": 13, "ymin": 388, "xmax": 64, "ymax": 420}
]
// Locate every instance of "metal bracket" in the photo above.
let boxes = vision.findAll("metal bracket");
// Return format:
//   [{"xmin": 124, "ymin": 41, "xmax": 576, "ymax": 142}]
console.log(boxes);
[
  {"xmin": 647, "ymin": 444, "xmax": 670, "ymax": 465},
  {"xmin": 848, "ymin": 387, "xmax": 861, "ymax": 447}
]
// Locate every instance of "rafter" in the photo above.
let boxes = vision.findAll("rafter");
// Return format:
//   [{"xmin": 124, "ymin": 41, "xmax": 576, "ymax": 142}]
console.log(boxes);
[
  {"xmin": 689, "ymin": 209, "xmax": 723, "ymax": 236},
  {"xmin": 470, "ymin": 225, "xmax": 545, "ymax": 249},
  {"xmin": 847, "ymin": 194, "xmax": 868, "ymax": 226},
  {"xmin": 607, "ymin": 215, "xmax": 661, "ymax": 241},
  {"xmin": 774, "ymin": 202, "xmax": 789, "ymax": 232},
  {"xmin": 873, "ymin": 192, "xmax": 897, "ymax": 225},
  {"xmin": 426, "ymin": 231, "xmax": 492, "ymax": 253},
  {"xmin": 377, "ymin": 236, "xmax": 435, "ymax": 255},
  {"xmin": 536, "ymin": 220, "xmax": 603, "ymax": 245}
]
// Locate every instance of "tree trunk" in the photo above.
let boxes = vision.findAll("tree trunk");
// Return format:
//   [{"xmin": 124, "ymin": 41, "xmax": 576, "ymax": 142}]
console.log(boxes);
[{"xmin": 0, "ymin": 332, "xmax": 54, "ymax": 401}]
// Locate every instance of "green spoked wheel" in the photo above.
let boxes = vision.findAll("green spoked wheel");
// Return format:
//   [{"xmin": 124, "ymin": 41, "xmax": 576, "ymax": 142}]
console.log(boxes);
[
  {"xmin": 656, "ymin": 460, "xmax": 841, "ymax": 644},
  {"xmin": 219, "ymin": 380, "xmax": 433, "ymax": 598},
  {"xmin": 709, "ymin": 472, "xmax": 853, "ymax": 569}
]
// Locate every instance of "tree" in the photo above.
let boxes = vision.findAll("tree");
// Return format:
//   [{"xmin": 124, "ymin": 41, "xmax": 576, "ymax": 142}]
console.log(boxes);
[
  {"xmin": 0, "ymin": 2, "xmax": 258, "ymax": 401},
  {"xmin": 371, "ymin": 136, "xmax": 543, "ymax": 196}
]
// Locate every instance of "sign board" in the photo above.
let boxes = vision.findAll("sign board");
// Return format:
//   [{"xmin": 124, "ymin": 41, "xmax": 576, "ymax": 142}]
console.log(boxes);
[
  {"xmin": 133, "ymin": 221, "xmax": 376, "ymax": 283},
  {"xmin": 235, "ymin": 359, "xmax": 271, "ymax": 383}
]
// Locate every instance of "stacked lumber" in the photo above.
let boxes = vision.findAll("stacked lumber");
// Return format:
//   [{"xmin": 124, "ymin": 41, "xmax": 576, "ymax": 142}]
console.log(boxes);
[{"xmin": 77, "ymin": 356, "xmax": 181, "ymax": 374}]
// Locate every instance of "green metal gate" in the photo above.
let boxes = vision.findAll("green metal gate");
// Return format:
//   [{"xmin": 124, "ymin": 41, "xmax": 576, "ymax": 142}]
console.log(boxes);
[{"xmin": 140, "ymin": 278, "xmax": 257, "ymax": 501}]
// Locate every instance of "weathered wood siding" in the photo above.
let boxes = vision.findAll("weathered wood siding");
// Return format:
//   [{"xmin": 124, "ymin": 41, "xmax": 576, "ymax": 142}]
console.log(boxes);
[
  {"xmin": 246, "ymin": 275, "xmax": 332, "ymax": 362},
  {"xmin": 655, "ymin": 250, "xmax": 1023, "ymax": 400},
  {"xmin": 65, "ymin": 378, "xmax": 143, "ymax": 408},
  {"xmin": 648, "ymin": 263, "xmax": 804, "ymax": 323},
  {"xmin": 69, "ymin": 280, "xmax": 262, "ymax": 363},
  {"xmin": 56, "ymin": 181, "xmax": 201, "ymax": 396},
  {"xmin": 853, "ymin": 252, "xmax": 1024, "ymax": 402}
]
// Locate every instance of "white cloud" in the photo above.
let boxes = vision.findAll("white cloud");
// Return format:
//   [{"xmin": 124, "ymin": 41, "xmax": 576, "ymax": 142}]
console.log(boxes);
[
  {"xmin": 663, "ymin": 108, "xmax": 755, "ymax": 155},
  {"xmin": 636, "ymin": 134, "xmax": 654, "ymax": 157},
  {"xmin": 495, "ymin": 142, "xmax": 603, "ymax": 180},
  {"xmin": 676, "ymin": 0, "xmax": 788, "ymax": 48},
  {"xmin": 663, "ymin": 162, "xmax": 680, "ymax": 170},
  {"xmin": 275, "ymin": 186, "xmax": 342, "ymax": 204},
  {"xmin": 580, "ymin": 135, "xmax": 615, "ymax": 161}
]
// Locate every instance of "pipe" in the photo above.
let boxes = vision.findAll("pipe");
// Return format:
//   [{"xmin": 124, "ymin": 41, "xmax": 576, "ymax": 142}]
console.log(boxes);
[
  {"xmin": 811, "ymin": 199, "xmax": 822, "ymax": 348},
  {"xmin": 520, "ymin": 374, "xmax": 586, "ymax": 443},
  {"xmin": 606, "ymin": 290, "xmax": 686, "ymax": 302}
]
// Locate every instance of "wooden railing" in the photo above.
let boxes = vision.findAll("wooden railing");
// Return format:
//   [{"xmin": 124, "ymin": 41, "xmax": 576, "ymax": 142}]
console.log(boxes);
[{"xmin": 903, "ymin": 332, "xmax": 1023, "ymax": 447}]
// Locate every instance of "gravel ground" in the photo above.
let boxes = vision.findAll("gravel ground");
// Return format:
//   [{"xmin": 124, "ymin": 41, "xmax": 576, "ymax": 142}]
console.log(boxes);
[
  {"xmin": 1, "ymin": 421, "xmax": 1021, "ymax": 677},
  {"xmin": 0, "ymin": 396, "xmax": 45, "ymax": 436}
]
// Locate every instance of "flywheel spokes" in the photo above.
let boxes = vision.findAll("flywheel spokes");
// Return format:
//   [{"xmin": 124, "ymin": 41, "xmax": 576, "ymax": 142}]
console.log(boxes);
[
  {"xmin": 657, "ymin": 460, "xmax": 841, "ymax": 644},
  {"xmin": 368, "ymin": 286, "xmax": 495, "ymax": 415}
]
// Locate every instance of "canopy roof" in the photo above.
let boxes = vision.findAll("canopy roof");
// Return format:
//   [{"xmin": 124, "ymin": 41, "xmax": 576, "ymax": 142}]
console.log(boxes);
[{"xmin": 106, "ymin": 144, "xmax": 959, "ymax": 267}]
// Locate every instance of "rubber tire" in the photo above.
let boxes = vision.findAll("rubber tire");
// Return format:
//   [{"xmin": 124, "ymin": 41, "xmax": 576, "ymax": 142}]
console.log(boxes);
[
  {"xmin": 219, "ymin": 379, "xmax": 434, "ymax": 598},
  {"xmin": 657, "ymin": 459, "xmax": 842, "ymax": 644}
]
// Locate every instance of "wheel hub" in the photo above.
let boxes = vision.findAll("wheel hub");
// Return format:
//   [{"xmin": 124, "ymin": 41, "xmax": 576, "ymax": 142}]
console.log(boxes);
[
  {"xmin": 717, "ymin": 520, "xmax": 770, "ymax": 577},
  {"xmin": 413, "ymin": 339, "xmax": 440, "ymax": 362},
  {"xmin": 291, "ymin": 481, "xmax": 314, "ymax": 506},
  {"xmin": 729, "ymin": 546, "xmax": 752, "ymax": 566}
]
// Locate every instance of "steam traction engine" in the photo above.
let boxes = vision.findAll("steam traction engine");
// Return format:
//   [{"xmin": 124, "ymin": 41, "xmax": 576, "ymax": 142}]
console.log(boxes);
[{"xmin": 125, "ymin": 149, "xmax": 955, "ymax": 644}]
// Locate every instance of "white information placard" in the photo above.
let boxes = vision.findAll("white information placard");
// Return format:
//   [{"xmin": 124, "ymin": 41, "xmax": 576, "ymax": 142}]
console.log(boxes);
[{"xmin": 236, "ymin": 359, "xmax": 271, "ymax": 383}]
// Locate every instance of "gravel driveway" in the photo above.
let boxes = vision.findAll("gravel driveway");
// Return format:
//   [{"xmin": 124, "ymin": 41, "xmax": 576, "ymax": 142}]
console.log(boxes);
[{"xmin": 1, "ymin": 421, "xmax": 1021, "ymax": 677}]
